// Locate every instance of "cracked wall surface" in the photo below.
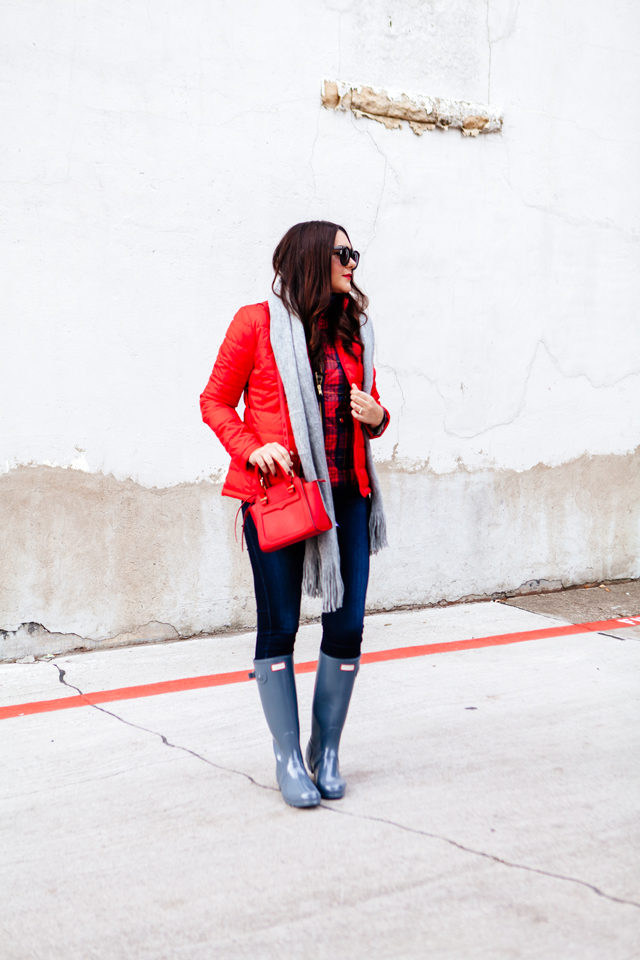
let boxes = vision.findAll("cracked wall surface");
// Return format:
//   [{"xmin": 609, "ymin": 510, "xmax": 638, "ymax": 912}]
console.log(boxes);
[
  {"xmin": 1, "ymin": 452, "xmax": 638, "ymax": 659},
  {"xmin": 1, "ymin": 0, "xmax": 639, "ymax": 654}
]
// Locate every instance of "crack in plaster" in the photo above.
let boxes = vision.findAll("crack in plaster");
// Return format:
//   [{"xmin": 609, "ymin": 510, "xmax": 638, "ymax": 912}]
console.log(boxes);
[
  {"xmin": 347, "ymin": 110, "xmax": 392, "ymax": 254},
  {"xmin": 539, "ymin": 339, "xmax": 640, "ymax": 390},
  {"xmin": 363, "ymin": 132, "xmax": 387, "ymax": 250},
  {"xmin": 501, "ymin": 145, "xmax": 640, "ymax": 240},
  {"xmin": 377, "ymin": 363, "xmax": 405, "ymax": 460},
  {"xmin": 410, "ymin": 338, "xmax": 640, "ymax": 442},
  {"xmin": 487, "ymin": 0, "xmax": 521, "ymax": 49},
  {"xmin": 521, "ymin": 27, "xmax": 637, "ymax": 59},
  {"xmin": 0, "ymin": 620, "xmax": 183, "ymax": 660},
  {"xmin": 50, "ymin": 662, "xmax": 640, "ymax": 911},
  {"xmin": 523, "ymin": 109, "xmax": 640, "ymax": 148},
  {"xmin": 370, "ymin": 141, "xmax": 387, "ymax": 242}
]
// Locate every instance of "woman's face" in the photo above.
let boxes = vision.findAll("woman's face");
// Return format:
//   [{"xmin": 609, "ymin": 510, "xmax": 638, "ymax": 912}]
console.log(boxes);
[{"xmin": 330, "ymin": 229, "xmax": 357, "ymax": 295}]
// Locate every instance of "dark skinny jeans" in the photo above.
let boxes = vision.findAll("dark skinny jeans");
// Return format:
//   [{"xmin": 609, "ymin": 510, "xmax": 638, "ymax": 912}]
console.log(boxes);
[{"xmin": 243, "ymin": 486, "xmax": 370, "ymax": 661}]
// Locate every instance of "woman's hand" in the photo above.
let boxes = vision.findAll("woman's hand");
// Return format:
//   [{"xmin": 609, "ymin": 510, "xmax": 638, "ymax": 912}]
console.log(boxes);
[
  {"xmin": 350, "ymin": 384, "xmax": 384, "ymax": 427},
  {"xmin": 248, "ymin": 442, "xmax": 293, "ymax": 476}
]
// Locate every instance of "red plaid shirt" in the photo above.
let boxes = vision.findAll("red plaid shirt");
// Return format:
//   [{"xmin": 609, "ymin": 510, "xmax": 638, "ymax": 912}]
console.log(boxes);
[{"xmin": 318, "ymin": 338, "xmax": 388, "ymax": 488}]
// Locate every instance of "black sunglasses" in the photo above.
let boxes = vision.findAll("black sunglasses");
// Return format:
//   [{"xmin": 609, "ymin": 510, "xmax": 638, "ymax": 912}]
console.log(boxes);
[{"xmin": 333, "ymin": 246, "xmax": 360, "ymax": 267}]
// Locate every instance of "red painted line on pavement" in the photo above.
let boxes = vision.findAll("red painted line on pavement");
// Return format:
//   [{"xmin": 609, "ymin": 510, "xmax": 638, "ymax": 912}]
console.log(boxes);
[
  {"xmin": 1, "ymin": 616, "xmax": 636, "ymax": 721},
  {"xmin": 359, "ymin": 617, "xmax": 633, "ymax": 664},
  {"xmin": 0, "ymin": 668, "xmax": 251, "ymax": 721}
]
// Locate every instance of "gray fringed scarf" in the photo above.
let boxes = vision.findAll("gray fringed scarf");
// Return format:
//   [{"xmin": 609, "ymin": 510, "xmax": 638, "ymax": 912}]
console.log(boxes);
[{"xmin": 268, "ymin": 291, "xmax": 388, "ymax": 613}]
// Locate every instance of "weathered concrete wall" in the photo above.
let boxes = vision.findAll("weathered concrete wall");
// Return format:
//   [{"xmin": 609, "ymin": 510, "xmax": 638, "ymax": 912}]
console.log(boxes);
[
  {"xmin": 1, "ymin": 0, "xmax": 639, "ymax": 657},
  {"xmin": 2, "ymin": 450, "xmax": 638, "ymax": 658}
]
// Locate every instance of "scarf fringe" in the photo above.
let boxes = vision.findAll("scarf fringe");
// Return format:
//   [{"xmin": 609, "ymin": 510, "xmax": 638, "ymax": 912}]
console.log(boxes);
[
  {"xmin": 302, "ymin": 537, "xmax": 345, "ymax": 612},
  {"xmin": 368, "ymin": 506, "xmax": 389, "ymax": 555},
  {"xmin": 301, "ymin": 539, "xmax": 322, "ymax": 598}
]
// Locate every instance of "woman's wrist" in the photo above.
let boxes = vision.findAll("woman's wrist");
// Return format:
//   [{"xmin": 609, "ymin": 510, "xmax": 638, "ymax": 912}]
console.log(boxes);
[
  {"xmin": 371, "ymin": 404, "xmax": 384, "ymax": 427},
  {"xmin": 365, "ymin": 407, "xmax": 388, "ymax": 437}
]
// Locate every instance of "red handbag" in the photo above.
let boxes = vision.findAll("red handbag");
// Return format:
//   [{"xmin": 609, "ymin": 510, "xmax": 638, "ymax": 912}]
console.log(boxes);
[{"xmin": 248, "ymin": 374, "xmax": 333, "ymax": 552}]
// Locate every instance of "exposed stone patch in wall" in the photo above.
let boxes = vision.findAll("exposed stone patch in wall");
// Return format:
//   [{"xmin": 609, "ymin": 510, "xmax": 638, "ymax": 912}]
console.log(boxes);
[{"xmin": 321, "ymin": 79, "xmax": 504, "ymax": 136}]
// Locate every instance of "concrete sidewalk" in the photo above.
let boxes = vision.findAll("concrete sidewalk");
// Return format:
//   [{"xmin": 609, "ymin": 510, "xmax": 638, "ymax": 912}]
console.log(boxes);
[{"xmin": 1, "ymin": 601, "xmax": 639, "ymax": 959}]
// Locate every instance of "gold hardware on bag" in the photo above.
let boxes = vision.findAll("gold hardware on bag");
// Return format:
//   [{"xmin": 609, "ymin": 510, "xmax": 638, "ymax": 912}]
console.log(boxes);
[
  {"xmin": 315, "ymin": 371, "xmax": 323, "ymax": 398},
  {"xmin": 258, "ymin": 472, "xmax": 269, "ymax": 504}
]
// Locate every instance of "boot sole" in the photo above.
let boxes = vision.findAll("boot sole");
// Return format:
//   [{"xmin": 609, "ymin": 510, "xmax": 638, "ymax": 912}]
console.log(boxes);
[
  {"xmin": 308, "ymin": 767, "xmax": 346, "ymax": 800},
  {"xmin": 282, "ymin": 793, "xmax": 321, "ymax": 808},
  {"xmin": 316, "ymin": 784, "xmax": 345, "ymax": 800}
]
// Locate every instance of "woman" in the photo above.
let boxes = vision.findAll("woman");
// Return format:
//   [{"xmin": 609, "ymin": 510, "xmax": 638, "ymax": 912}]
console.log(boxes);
[{"xmin": 200, "ymin": 220, "xmax": 389, "ymax": 808}]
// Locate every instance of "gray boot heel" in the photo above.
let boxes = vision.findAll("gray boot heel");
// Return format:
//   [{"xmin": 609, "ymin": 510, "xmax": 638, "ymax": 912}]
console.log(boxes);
[
  {"xmin": 306, "ymin": 651, "xmax": 360, "ymax": 800},
  {"xmin": 253, "ymin": 656, "xmax": 321, "ymax": 808}
]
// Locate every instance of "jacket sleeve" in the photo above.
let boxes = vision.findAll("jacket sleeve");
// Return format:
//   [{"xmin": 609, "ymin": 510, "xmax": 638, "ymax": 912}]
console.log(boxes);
[
  {"xmin": 365, "ymin": 366, "xmax": 390, "ymax": 438},
  {"xmin": 200, "ymin": 310, "xmax": 262, "ymax": 466}
]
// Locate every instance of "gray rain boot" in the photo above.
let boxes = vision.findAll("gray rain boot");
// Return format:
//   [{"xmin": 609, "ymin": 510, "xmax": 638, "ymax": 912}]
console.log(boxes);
[
  {"xmin": 306, "ymin": 650, "xmax": 360, "ymax": 799},
  {"xmin": 253, "ymin": 655, "xmax": 321, "ymax": 808}
]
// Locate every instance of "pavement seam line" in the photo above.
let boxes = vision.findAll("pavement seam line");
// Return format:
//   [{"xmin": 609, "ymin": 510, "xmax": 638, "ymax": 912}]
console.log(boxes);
[
  {"xmin": 51, "ymin": 664, "xmax": 640, "ymax": 912},
  {"xmin": 318, "ymin": 804, "xmax": 640, "ymax": 911},
  {"xmin": 52, "ymin": 663, "xmax": 278, "ymax": 795}
]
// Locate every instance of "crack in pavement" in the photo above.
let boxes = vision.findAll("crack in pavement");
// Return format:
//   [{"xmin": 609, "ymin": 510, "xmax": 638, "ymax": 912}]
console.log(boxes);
[
  {"xmin": 53, "ymin": 663, "xmax": 640, "ymax": 911},
  {"xmin": 52, "ymin": 663, "xmax": 277, "ymax": 795},
  {"xmin": 318, "ymin": 804, "xmax": 640, "ymax": 910}
]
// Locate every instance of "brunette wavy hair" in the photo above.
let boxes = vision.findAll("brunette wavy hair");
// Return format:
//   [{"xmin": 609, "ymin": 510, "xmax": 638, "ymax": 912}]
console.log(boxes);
[{"xmin": 272, "ymin": 220, "xmax": 368, "ymax": 372}]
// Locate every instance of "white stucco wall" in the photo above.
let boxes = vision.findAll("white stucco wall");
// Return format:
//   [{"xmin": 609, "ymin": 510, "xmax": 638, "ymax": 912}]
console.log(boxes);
[{"xmin": 1, "ymin": 0, "xmax": 639, "ymax": 653}]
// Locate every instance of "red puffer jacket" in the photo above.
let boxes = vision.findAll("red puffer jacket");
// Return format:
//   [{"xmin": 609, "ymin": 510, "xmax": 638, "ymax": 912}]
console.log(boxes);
[{"xmin": 200, "ymin": 301, "xmax": 388, "ymax": 501}]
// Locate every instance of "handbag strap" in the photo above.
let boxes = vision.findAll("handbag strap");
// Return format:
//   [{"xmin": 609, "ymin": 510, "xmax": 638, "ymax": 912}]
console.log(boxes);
[{"xmin": 275, "ymin": 367, "xmax": 291, "ymax": 452}]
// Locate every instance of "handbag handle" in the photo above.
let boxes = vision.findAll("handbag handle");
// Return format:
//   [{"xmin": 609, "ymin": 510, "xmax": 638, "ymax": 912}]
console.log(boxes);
[{"xmin": 254, "ymin": 463, "xmax": 295, "ymax": 497}]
